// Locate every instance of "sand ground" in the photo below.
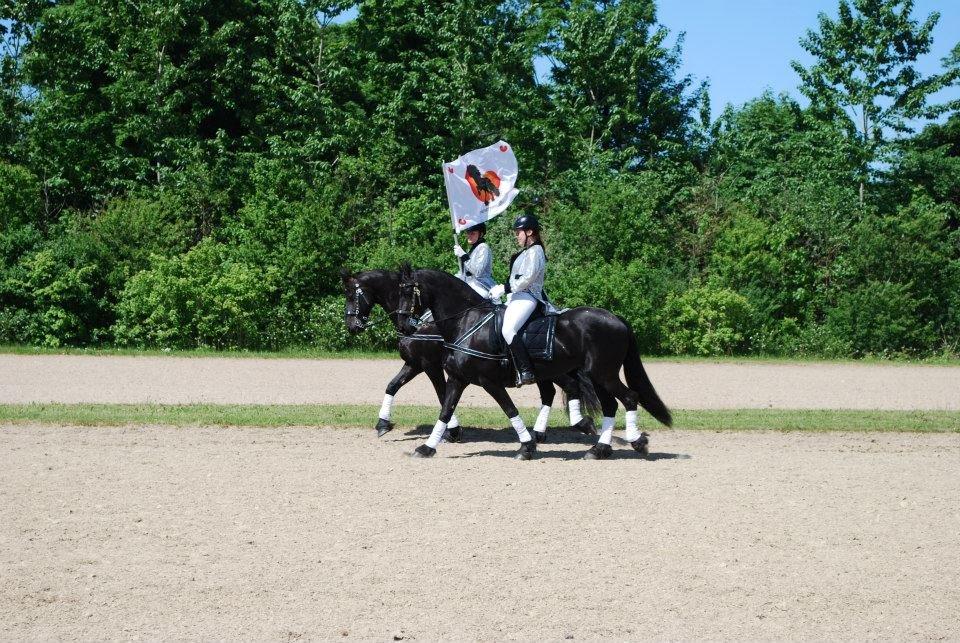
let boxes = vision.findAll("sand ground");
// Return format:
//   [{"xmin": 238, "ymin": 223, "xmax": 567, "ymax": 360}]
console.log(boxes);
[
  {"xmin": 3, "ymin": 354, "xmax": 960, "ymax": 409},
  {"xmin": 3, "ymin": 354, "xmax": 959, "ymax": 639},
  {"xmin": 2, "ymin": 423, "xmax": 959, "ymax": 640}
]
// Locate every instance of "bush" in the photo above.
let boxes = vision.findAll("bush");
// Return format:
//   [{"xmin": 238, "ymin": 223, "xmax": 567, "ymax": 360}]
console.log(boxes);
[
  {"xmin": 660, "ymin": 285, "xmax": 754, "ymax": 356},
  {"xmin": 113, "ymin": 240, "xmax": 278, "ymax": 349},
  {"xmin": 825, "ymin": 280, "xmax": 934, "ymax": 357}
]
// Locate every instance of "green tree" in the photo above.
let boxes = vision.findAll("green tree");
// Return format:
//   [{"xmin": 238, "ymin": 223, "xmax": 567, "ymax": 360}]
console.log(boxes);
[
  {"xmin": 792, "ymin": 0, "xmax": 960, "ymax": 205},
  {"xmin": 542, "ymin": 0, "xmax": 704, "ymax": 170}
]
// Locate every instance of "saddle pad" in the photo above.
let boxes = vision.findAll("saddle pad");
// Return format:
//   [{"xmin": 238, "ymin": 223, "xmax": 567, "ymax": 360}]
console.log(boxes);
[{"xmin": 522, "ymin": 315, "xmax": 556, "ymax": 361}]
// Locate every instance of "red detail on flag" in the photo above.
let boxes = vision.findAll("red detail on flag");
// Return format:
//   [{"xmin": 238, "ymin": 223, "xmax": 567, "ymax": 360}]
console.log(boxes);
[
  {"xmin": 458, "ymin": 218, "xmax": 467, "ymax": 226},
  {"xmin": 447, "ymin": 166, "xmax": 454, "ymax": 173},
  {"xmin": 499, "ymin": 145, "xmax": 508, "ymax": 152}
]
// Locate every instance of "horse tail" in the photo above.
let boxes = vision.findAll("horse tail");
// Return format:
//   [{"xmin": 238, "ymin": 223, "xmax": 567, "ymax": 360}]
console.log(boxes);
[
  {"xmin": 619, "ymin": 316, "xmax": 672, "ymax": 427},
  {"xmin": 572, "ymin": 369, "xmax": 602, "ymax": 420}
]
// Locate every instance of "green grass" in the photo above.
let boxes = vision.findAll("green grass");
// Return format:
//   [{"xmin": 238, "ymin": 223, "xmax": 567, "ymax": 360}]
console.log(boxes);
[{"xmin": 1, "ymin": 404, "xmax": 958, "ymax": 433}]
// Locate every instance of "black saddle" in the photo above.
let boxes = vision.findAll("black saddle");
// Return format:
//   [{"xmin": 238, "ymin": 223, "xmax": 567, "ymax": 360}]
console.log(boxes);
[{"xmin": 493, "ymin": 302, "xmax": 558, "ymax": 361}]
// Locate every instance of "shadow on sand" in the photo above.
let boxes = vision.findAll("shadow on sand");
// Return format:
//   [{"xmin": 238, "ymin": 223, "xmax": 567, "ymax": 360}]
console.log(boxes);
[{"xmin": 392, "ymin": 424, "xmax": 691, "ymax": 460}]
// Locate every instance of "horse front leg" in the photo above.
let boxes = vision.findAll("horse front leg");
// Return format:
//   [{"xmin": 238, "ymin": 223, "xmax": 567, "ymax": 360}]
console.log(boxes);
[
  {"xmin": 424, "ymin": 364, "xmax": 462, "ymax": 443},
  {"xmin": 481, "ymin": 382, "xmax": 537, "ymax": 461},
  {"xmin": 377, "ymin": 362, "xmax": 423, "ymax": 437},
  {"xmin": 412, "ymin": 375, "xmax": 467, "ymax": 458}
]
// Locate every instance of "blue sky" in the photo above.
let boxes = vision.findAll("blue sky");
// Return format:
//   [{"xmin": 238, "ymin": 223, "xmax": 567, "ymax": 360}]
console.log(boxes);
[{"xmin": 656, "ymin": 0, "xmax": 960, "ymax": 118}]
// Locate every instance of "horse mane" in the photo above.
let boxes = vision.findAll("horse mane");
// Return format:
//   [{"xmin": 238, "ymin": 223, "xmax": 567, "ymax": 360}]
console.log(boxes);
[{"xmin": 413, "ymin": 269, "xmax": 488, "ymax": 305}]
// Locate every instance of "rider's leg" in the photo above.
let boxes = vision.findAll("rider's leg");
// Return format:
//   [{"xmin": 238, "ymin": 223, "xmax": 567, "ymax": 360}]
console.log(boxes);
[{"xmin": 502, "ymin": 294, "xmax": 538, "ymax": 385}]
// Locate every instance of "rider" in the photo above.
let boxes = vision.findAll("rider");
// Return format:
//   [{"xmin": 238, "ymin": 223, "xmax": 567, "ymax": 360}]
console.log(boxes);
[
  {"xmin": 487, "ymin": 212, "xmax": 546, "ymax": 386},
  {"xmin": 453, "ymin": 221, "xmax": 495, "ymax": 297}
]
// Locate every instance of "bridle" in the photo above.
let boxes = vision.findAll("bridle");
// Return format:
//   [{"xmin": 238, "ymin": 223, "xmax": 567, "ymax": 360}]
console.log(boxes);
[
  {"xmin": 397, "ymin": 278, "xmax": 425, "ymax": 331},
  {"xmin": 345, "ymin": 284, "xmax": 374, "ymax": 329}
]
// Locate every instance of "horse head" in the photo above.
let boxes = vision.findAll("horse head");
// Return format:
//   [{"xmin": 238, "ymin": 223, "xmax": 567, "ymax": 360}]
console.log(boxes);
[{"xmin": 341, "ymin": 268, "xmax": 375, "ymax": 334}]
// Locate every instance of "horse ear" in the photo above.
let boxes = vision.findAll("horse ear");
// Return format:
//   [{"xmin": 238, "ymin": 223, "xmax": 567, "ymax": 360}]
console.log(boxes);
[
  {"xmin": 399, "ymin": 261, "xmax": 412, "ymax": 278},
  {"xmin": 339, "ymin": 267, "xmax": 351, "ymax": 282}
]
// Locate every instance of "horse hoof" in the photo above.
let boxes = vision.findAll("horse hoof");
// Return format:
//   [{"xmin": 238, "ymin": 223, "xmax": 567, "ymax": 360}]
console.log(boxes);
[
  {"xmin": 445, "ymin": 426, "xmax": 463, "ymax": 443},
  {"xmin": 572, "ymin": 417, "xmax": 597, "ymax": 436},
  {"xmin": 631, "ymin": 432, "xmax": 650, "ymax": 457},
  {"xmin": 516, "ymin": 441, "xmax": 536, "ymax": 460},
  {"xmin": 412, "ymin": 445, "xmax": 436, "ymax": 458},
  {"xmin": 533, "ymin": 431, "xmax": 547, "ymax": 444},
  {"xmin": 583, "ymin": 443, "xmax": 613, "ymax": 460},
  {"xmin": 375, "ymin": 418, "xmax": 394, "ymax": 438}
]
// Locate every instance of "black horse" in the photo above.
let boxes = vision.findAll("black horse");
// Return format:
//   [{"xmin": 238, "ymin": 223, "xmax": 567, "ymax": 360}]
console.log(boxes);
[
  {"xmin": 341, "ymin": 269, "xmax": 595, "ymax": 441},
  {"xmin": 395, "ymin": 265, "xmax": 672, "ymax": 460}
]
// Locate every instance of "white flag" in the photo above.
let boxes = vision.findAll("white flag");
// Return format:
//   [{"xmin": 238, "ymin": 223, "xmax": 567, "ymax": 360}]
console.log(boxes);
[{"xmin": 442, "ymin": 140, "xmax": 520, "ymax": 233}]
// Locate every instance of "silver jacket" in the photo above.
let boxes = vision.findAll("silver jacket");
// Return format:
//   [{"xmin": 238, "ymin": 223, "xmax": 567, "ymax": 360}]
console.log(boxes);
[
  {"xmin": 507, "ymin": 244, "xmax": 546, "ymax": 303},
  {"xmin": 458, "ymin": 242, "xmax": 495, "ymax": 291}
]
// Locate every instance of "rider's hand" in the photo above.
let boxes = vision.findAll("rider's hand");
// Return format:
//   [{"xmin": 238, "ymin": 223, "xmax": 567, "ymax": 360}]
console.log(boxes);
[
  {"xmin": 453, "ymin": 243, "xmax": 467, "ymax": 258},
  {"xmin": 488, "ymin": 284, "xmax": 505, "ymax": 299}
]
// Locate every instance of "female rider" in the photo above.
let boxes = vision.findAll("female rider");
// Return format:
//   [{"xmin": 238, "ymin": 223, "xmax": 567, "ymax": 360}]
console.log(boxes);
[
  {"xmin": 453, "ymin": 222, "xmax": 495, "ymax": 297},
  {"xmin": 487, "ymin": 213, "xmax": 546, "ymax": 386}
]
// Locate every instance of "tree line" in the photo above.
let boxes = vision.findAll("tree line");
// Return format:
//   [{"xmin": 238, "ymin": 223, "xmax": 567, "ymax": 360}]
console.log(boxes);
[{"xmin": 1, "ymin": 0, "xmax": 959, "ymax": 357}]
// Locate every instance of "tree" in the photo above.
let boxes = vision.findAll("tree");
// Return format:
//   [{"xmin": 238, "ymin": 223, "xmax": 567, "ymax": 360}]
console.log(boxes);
[
  {"xmin": 542, "ymin": 0, "xmax": 704, "ymax": 170},
  {"xmin": 792, "ymin": 0, "xmax": 960, "ymax": 205}
]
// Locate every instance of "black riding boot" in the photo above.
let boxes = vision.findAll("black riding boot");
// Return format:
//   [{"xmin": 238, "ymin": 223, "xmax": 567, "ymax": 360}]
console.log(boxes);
[{"xmin": 509, "ymin": 338, "xmax": 536, "ymax": 386}]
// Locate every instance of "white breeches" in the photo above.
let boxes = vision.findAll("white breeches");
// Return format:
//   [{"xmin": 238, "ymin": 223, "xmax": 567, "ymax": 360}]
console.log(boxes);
[{"xmin": 502, "ymin": 292, "xmax": 538, "ymax": 344}]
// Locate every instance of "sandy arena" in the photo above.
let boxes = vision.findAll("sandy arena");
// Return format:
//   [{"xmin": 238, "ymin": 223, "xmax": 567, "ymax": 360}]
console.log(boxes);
[{"xmin": 2, "ymin": 356, "xmax": 960, "ymax": 639}]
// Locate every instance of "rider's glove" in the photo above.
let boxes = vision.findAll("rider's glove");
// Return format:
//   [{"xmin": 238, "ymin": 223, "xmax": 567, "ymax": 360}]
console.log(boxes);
[
  {"xmin": 488, "ymin": 284, "xmax": 505, "ymax": 299},
  {"xmin": 453, "ymin": 243, "xmax": 467, "ymax": 258}
]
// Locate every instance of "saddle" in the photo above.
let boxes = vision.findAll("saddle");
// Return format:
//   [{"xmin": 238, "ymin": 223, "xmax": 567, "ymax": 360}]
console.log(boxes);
[{"xmin": 492, "ymin": 303, "xmax": 558, "ymax": 361}]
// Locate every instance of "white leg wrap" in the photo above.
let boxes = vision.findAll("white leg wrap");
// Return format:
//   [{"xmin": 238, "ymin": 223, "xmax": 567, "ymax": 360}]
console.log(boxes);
[
  {"xmin": 378, "ymin": 394, "xmax": 394, "ymax": 421},
  {"xmin": 598, "ymin": 416, "xmax": 616, "ymax": 445},
  {"xmin": 568, "ymin": 399, "xmax": 583, "ymax": 425},
  {"xmin": 625, "ymin": 410, "xmax": 641, "ymax": 442},
  {"xmin": 533, "ymin": 405, "xmax": 551, "ymax": 432},
  {"xmin": 448, "ymin": 414, "xmax": 460, "ymax": 429},
  {"xmin": 425, "ymin": 420, "xmax": 447, "ymax": 449},
  {"xmin": 510, "ymin": 415, "xmax": 532, "ymax": 443}
]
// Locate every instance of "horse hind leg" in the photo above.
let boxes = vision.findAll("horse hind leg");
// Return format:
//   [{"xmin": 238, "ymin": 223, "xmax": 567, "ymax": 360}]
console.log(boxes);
[
  {"xmin": 598, "ymin": 374, "xmax": 650, "ymax": 457},
  {"xmin": 584, "ymin": 378, "xmax": 618, "ymax": 460}
]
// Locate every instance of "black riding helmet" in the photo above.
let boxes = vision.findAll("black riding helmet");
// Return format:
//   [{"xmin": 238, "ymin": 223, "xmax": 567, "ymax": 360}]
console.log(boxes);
[
  {"xmin": 464, "ymin": 221, "xmax": 487, "ymax": 235},
  {"xmin": 512, "ymin": 213, "xmax": 541, "ymax": 232}
]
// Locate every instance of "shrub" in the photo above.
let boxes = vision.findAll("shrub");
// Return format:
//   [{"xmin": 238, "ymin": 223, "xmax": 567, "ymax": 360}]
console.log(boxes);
[
  {"xmin": 660, "ymin": 285, "xmax": 754, "ymax": 356},
  {"xmin": 825, "ymin": 280, "xmax": 934, "ymax": 356}
]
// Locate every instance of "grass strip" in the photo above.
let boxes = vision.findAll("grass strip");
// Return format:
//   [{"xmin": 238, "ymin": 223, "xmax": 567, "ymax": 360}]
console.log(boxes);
[{"xmin": 1, "ymin": 404, "xmax": 958, "ymax": 433}]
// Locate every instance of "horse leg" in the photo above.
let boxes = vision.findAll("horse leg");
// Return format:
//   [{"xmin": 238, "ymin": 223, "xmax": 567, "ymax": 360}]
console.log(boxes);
[
  {"xmin": 377, "ymin": 362, "xmax": 423, "ymax": 437},
  {"xmin": 554, "ymin": 371, "xmax": 596, "ymax": 436},
  {"xmin": 424, "ymin": 364, "xmax": 462, "ymax": 442},
  {"xmin": 480, "ymin": 382, "xmax": 537, "ymax": 461},
  {"xmin": 412, "ymin": 375, "xmax": 467, "ymax": 458},
  {"xmin": 597, "ymin": 373, "xmax": 650, "ymax": 458},
  {"xmin": 584, "ymin": 378, "xmax": 618, "ymax": 460},
  {"xmin": 531, "ymin": 379, "xmax": 556, "ymax": 443}
]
